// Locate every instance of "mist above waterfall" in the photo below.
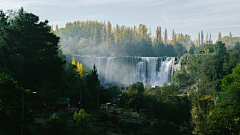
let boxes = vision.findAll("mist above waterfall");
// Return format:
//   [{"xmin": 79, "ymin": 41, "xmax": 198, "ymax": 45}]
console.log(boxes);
[{"xmin": 73, "ymin": 56, "xmax": 181, "ymax": 87}]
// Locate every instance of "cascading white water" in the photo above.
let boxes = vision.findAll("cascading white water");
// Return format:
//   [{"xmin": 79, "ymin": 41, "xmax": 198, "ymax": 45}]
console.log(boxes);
[{"xmin": 88, "ymin": 57, "xmax": 180, "ymax": 87}]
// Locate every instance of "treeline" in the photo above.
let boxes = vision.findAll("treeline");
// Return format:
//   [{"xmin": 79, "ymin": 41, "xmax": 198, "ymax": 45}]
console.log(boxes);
[
  {"xmin": 57, "ymin": 21, "xmax": 240, "ymax": 57},
  {"xmin": 172, "ymin": 40, "xmax": 240, "ymax": 134},
  {"xmin": 56, "ymin": 21, "xmax": 188, "ymax": 57},
  {"xmin": 194, "ymin": 31, "xmax": 240, "ymax": 49}
]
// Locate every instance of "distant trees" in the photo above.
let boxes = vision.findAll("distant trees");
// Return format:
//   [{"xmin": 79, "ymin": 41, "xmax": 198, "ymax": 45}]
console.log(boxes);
[
  {"xmin": 176, "ymin": 33, "xmax": 191, "ymax": 46},
  {"xmin": 156, "ymin": 26, "xmax": 161, "ymax": 44},
  {"xmin": 58, "ymin": 21, "xmax": 187, "ymax": 57}
]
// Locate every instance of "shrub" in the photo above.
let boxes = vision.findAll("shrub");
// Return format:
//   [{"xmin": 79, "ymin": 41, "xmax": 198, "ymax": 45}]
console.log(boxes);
[
  {"xmin": 44, "ymin": 111, "xmax": 67, "ymax": 135},
  {"xmin": 73, "ymin": 109, "xmax": 92, "ymax": 135}
]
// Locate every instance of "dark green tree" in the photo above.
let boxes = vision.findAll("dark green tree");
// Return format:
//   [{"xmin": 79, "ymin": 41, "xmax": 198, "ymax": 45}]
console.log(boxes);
[
  {"xmin": 206, "ymin": 63, "xmax": 240, "ymax": 134},
  {"xmin": 0, "ymin": 73, "xmax": 33, "ymax": 135},
  {"xmin": 214, "ymin": 41, "xmax": 228, "ymax": 62},
  {"xmin": 44, "ymin": 111, "xmax": 67, "ymax": 135},
  {"xmin": 130, "ymin": 82, "xmax": 144, "ymax": 94},
  {"xmin": 210, "ymin": 59, "xmax": 223, "ymax": 91},
  {"xmin": 2, "ymin": 8, "xmax": 66, "ymax": 103},
  {"xmin": 86, "ymin": 64, "xmax": 99, "ymax": 109}
]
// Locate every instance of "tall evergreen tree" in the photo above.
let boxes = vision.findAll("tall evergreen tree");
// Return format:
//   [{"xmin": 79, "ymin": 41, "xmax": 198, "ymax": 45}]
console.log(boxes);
[{"xmin": 87, "ymin": 64, "xmax": 99, "ymax": 109}]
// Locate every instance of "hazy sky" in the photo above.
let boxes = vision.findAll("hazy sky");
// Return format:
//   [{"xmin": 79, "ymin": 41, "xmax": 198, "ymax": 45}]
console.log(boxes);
[{"xmin": 1, "ymin": 0, "xmax": 240, "ymax": 42}]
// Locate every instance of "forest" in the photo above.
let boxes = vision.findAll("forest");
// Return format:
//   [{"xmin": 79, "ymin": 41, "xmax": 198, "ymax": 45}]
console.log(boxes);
[
  {"xmin": 57, "ymin": 20, "xmax": 240, "ymax": 58},
  {"xmin": 0, "ymin": 8, "xmax": 240, "ymax": 135}
]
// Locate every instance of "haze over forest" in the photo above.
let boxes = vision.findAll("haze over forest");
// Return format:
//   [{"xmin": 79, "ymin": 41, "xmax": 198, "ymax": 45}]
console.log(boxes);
[
  {"xmin": 56, "ymin": 21, "xmax": 240, "ymax": 57},
  {"xmin": 1, "ymin": 1, "xmax": 240, "ymax": 135}
]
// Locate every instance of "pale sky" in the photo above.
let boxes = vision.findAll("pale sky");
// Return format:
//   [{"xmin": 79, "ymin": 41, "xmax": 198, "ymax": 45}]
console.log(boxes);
[{"xmin": 1, "ymin": 0, "xmax": 240, "ymax": 42}]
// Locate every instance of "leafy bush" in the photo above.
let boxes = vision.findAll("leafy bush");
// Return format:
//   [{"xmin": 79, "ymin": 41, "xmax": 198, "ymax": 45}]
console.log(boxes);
[
  {"xmin": 73, "ymin": 109, "xmax": 92, "ymax": 135},
  {"xmin": 44, "ymin": 111, "xmax": 67, "ymax": 135}
]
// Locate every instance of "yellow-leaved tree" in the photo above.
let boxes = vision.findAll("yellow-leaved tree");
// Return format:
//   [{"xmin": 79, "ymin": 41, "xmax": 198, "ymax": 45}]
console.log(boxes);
[
  {"xmin": 76, "ymin": 61, "xmax": 88, "ymax": 79},
  {"xmin": 71, "ymin": 57, "xmax": 76, "ymax": 65}
]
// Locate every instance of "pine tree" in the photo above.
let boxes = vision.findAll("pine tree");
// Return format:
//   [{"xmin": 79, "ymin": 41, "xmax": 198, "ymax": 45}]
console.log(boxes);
[{"xmin": 4, "ymin": 7, "xmax": 66, "ymax": 103}]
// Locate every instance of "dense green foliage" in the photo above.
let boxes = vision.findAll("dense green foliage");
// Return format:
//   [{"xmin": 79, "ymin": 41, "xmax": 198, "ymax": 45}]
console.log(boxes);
[
  {"xmin": 0, "ymin": 73, "xmax": 33, "ymax": 135},
  {"xmin": 73, "ymin": 109, "xmax": 92, "ymax": 135},
  {"xmin": 1, "ymin": 7, "xmax": 240, "ymax": 135},
  {"xmin": 119, "ymin": 82, "xmax": 191, "ymax": 126},
  {"xmin": 172, "ymin": 40, "xmax": 240, "ymax": 134},
  {"xmin": 0, "ymin": 8, "xmax": 66, "ymax": 105},
  {"xmin": 44, "ymin": 112, "xmax": 67, "ymax": 135}
]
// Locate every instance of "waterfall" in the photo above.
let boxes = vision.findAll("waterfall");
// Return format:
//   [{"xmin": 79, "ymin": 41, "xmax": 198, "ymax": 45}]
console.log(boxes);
[{"xmin": 74, "ymin": 56, "xmax": 181, "ymax": 87}]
